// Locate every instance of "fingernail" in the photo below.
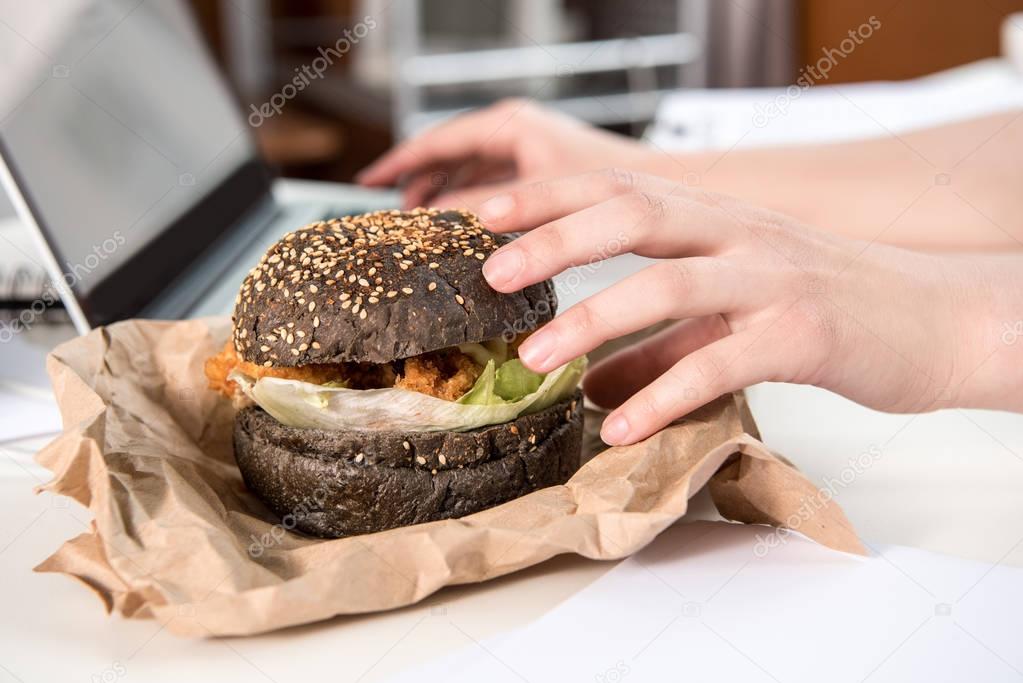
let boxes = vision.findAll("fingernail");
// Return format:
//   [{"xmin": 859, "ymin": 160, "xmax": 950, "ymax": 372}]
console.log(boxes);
[
  {"xmin": 478, "ymin": 194, "xmax": 515, "ymax": 222},
  {"xmin": 601, "ymin": 414, "xmax": 631, "ymax": 445},
  {"xmin": 482, "ymin": 249, "xmax": 522, "ymax": 289},
  {"xmin": 518, "ymin": 330, "xmax": 556, "ymax": 371}
]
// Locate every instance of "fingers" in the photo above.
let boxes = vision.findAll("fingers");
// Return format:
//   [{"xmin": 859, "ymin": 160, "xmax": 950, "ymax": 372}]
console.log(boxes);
[
  {"xmin": 400, "ymin": 158, "xmax": 517, "ymax": 209},
  {"xmin": 482, "ymin": 192, "xmax": 737, "ymax": 293},
  {"xmin": 600, "ymin": 325, "xmax": 785, "ymax": 445},
  {"xmin": 357, "ymin": 100, "xmax": 529, "ymax": 187},
  {"xmin": 518, "ymin": 259, "xmax": 753, "ymax": 373},
  {"xmin": 400, "ymin": 165, "xmax": 454, "ymax": 208},
  {"xmin": 429, "ymin": 179, "xmax": 523, "ymax": 210},
  {"xmin": 476, "ymin": 168, "xmax": 681, "ymax": 232},
  {"xmin": 583, "ymin": 316, "xmax": 730, "ymax": 409}
]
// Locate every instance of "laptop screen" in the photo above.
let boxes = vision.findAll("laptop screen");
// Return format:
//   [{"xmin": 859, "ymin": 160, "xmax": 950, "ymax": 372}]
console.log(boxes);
[{"xmin": 0, "ymin": 0, "xmax": 269, "ymax": 327}]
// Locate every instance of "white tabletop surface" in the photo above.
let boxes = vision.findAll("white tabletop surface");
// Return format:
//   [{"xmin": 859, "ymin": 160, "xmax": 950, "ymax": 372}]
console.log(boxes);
[
  {"xmin": 4, "ymin": 60, "xmax": 1023, "ymax": 677},
  {"xmin": 1, "ymin": 282, "xmax": 1022, "ymax": 682}
]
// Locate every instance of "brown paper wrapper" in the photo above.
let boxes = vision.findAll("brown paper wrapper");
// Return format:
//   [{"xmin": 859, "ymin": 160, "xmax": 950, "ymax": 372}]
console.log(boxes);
[{"xmin": 33, "ymin": 318, "xmax": 864, "ymax": 637}]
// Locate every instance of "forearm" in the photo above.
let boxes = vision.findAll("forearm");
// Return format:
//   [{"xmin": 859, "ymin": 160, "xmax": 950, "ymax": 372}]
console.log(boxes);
[
  {"xmin": 642, "ymin": 111, "xmax": 1023, "ymax": 252},
  {"xmin": 951, "ymin": 252, "xmax": 1023, "ymax": 412}
]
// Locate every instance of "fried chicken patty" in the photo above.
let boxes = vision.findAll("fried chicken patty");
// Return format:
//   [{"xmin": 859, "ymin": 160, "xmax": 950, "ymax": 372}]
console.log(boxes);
[{"xmin": 204, "ymin": 342, "xmax": 481, "ymax": 401}]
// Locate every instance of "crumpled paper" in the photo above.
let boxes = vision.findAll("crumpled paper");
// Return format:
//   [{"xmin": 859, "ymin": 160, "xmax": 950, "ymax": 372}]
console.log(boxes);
[{"xmin": 33, "ymin": 318, "xmax": 864, "ymax": 637}]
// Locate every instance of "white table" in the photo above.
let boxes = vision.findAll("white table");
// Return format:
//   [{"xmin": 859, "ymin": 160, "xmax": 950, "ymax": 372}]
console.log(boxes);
[
  {"xmin": 4, "ymin": 57, "xmax": 1023, "ymax": 676},
  {"xmin": 2, "ymin": 282, "xmax": 1022, "ymax": 682}
]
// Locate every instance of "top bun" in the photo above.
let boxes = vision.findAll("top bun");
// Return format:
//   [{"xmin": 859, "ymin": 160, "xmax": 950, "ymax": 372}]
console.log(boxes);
[{"xmin": 232, "ymin": 208, "xmax": 557, "ymax": 366}]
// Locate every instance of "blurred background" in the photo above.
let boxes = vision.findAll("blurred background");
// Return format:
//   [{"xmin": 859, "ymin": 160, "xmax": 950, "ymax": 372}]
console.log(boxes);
[
  {"xmin": 4, "ymin": 0, "xmax": 1023, "ymax": 318},
  {"xmin": 175, "ymin": 0, "xmax": 1023, "ymax": 183},
  {"xmin": 2, "ymin": 0, "xmax": 1023, "ymax": 208}
]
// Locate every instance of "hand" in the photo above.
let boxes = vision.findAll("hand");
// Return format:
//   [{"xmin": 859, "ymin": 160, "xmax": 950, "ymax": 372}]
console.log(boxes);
[
  {"xmin": 357, "ymin": 100, "xmax": 651, "ymax": 209},
  {"xmin": 475, "ymin": 169, "xmax": 1020, "ymax": 445}
]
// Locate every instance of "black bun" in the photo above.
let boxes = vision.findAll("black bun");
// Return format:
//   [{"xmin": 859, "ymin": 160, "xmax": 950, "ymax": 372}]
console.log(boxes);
[
  {"xmin": 232, "ymin": 209, "xmax": 557, "ymax": 366},
  {"xmin": 233, "ymin": 391, "xmax": 584, "ymax": 538}
]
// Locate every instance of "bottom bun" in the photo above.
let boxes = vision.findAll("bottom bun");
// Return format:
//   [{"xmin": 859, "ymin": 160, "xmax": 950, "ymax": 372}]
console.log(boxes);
[{"xmin": 233, "ymin": 390, "xmax": 584, "ymax": 538}]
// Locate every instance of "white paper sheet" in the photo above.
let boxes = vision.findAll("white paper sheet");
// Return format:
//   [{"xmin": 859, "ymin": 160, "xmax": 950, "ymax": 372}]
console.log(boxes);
[
  {"xmin": 647, "ymin": 59, "xmax": 1023, "ymax": 151},
  {"xmin": 393, "ymin": 521, "xmax": 1023, "ymax": 682}
]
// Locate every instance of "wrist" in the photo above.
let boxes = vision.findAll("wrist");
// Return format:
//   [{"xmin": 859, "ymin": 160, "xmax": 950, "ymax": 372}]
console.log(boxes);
[{"xmin": 947, "ymin": 254, "xmax": 1023, "ymax": 412}]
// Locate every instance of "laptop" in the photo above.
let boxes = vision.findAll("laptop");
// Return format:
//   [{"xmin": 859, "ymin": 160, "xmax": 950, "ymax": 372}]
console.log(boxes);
[{"xmin": 0, "ymin": 0, "xmax": 395, "ymax": 335}]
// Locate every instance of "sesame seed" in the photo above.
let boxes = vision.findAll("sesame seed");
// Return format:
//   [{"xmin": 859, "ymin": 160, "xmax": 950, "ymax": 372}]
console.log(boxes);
[
  {"xmin": 355, "ymin": 453, "xmax": 364, "ymax": 463},
  {"xmin": 455, "ymin": 294, "xmax": 464, "ymax": 305},
  {"xmin": 239, "ymin": 209, "xmax": 493, "ymax": 326},
  {"xmin": 428, "ymin": 282, "xmax": 437, "ymax": 291},
  {"xmin": 439, "ymin": 454, "xmax": 447, "ymax": 465},
  {"xmin": 309, "ymin": 302, "xmax": 316, "ymax": 312},
  {"xmin": 402, "ymin": 441, "xmax": 410, "ymax": 450},
  {"xmin": 311, "ymin": 341, "xmax": 321, "ymax": 349},
  {"xmin": 415, "ymin": 455, "xmax": 426, "ymax": 465},
  {"xmin": 262, "ymin": 360, "xmax": 272, "ymax": 367}
]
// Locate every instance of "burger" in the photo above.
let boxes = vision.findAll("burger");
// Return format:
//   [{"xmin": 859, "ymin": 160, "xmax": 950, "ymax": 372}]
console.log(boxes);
[{"xmin": 205, "ymin": 208, "xmax": 585, "ymax": 538}]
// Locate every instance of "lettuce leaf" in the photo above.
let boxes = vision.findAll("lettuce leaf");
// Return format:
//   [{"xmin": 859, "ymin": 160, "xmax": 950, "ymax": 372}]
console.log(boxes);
[
  {"xmin": 457, "ymin": 339, "xmax": 509, "ymax": 367},
  {"xmin": 457, "ymin": 360, "xmax": 497, "ymax": 406},
  {"xmin": 494, "ymin": 359, "xmax": 543, "ymax": 401},
  {"xmin": 230, "ymin": 355, "xmax": 586, "ymax": 433}
]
